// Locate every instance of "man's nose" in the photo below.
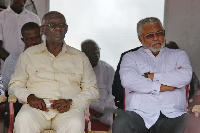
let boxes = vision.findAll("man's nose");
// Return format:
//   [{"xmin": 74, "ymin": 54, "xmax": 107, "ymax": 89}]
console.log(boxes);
[
  {"xmin": 54, "ymin": 25, "xmax": 62, "ymax": 30},
  {"xmin": 153, "ymin": 34, "xmax": 159, "ymax": 40}
]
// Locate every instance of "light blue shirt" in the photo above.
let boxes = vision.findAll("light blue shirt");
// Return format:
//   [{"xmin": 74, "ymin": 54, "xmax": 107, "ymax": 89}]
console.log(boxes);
[
  {"xmin": 90, "ymin": 60, "xmax": 116, "ymax": 125},
  {"xmin": 120, "ymin": 47, "xmax": 192, "ymax": 128},
  {"xmin": 2, "ymin": 53, "xmax": 20, "ymax": 91}
]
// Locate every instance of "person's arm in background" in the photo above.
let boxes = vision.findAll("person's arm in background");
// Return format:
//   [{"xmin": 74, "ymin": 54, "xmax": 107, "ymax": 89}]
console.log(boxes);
[
  {"xmin": 0, "ymin": 74, "xmax": 7, "ymax": 103},
  {"xmin": 0, "ymin": 39, "xmax": 9, "ymax": 61},
  {"xmin": 90, "ymin": 64, "xmax": 116, "ymax": 113},
  {"xmin": 1, "ymin": 54, "xmax": 18, "ymax": 92},
  {"xmin": 0, "ymin": 17, "xmax": 10, "ymax": 61},
  {"xmin": 104, "ymin": 66, "xmax": 116, "ymax": 109}
]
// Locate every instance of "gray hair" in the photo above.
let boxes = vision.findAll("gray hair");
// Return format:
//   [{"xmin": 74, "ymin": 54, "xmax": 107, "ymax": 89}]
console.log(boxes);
[
  {"xmin": 137, "ymin": 17, "xmax": 163, "ymax": 36},
  {"xmin": 41, "ymin": 11, "xmax": 66, "ymax": 24}
]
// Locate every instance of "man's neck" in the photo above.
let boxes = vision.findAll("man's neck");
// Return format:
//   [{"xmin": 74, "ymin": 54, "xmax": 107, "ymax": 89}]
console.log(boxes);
[
  {"xmin": 152, "ymin": 51, "xmax": 159, "ymax": 57},
  {"xmin": 10, "ymin": 6, "xmax": 23, "ymax": 14},
  {"xmin": 46, "ymin": 41, "xmax": 63, "ymax": 57}
]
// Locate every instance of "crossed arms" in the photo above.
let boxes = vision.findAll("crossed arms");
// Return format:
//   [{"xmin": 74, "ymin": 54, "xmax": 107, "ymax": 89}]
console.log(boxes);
[{"xmin": 119, "ymin": 50, "xmax": 192, "ymax": 94}]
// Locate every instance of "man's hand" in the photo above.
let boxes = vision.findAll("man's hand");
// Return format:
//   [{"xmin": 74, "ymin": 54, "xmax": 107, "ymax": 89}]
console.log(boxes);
[
  {"xmin": 148, "ymin": 73, "xmax": 154, "ymax": 80},
  {"xmin": 160, "ymin": 85, "xmax": 176, "ymax": 92},
  {"xmin": 89, "ymin": 108, "xmax": 103, "ymax": 118},
  {"xmin": 50, "ymin": 99, "xmax": 72, "ymax": 113},
  {"xmin": 160, "ymin": 66, "xmax": 182, "ymax": 92},
  {"xmin": 0, "ymin": 40, "xmax": 9, "ymax": 61},
  {"xmin": 27, "ymin": 94, "xmax": 47, "ymax": 111}
]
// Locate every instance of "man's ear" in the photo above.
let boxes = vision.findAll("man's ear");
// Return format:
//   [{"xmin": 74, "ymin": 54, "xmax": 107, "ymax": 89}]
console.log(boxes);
[
  {"xmin": 21, "ymin": 38, "xmax": 25, "ymax": 43},
  {"xmin": 65, "ymin": 27, "xmax": 68, "ymax": 34},
  {"xmin": 138, "ymin": 36, "xmax": 143, "ymax": 43}
]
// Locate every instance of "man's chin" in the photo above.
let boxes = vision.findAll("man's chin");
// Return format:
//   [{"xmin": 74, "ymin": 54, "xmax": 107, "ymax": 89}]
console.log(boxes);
[{"xmin": 150, "ymin": 46, "xmax": 164, "ymax": 53}]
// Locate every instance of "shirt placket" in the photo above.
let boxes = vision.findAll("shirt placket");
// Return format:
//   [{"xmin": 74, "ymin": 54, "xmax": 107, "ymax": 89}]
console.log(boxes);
[{"xmin": 51, "ymin": 54, "xmax": 61, "ymax": 99}]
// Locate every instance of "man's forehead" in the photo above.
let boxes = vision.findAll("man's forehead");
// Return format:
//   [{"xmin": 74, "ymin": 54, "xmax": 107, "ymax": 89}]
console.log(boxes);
[
  {"xmin": 142, "ymin": 23, "xmax": 163, "ymax": 33},
  {"xmin": 46, "ymin": 14, "xmax": 65, "ymax": 19},
  {"xmin": 23, "ymin": 29, "xmax": 40, "ymax": 36},
  {"xmin": 84, "ymin": 42, "xmax": 99, "ymax": 48}
]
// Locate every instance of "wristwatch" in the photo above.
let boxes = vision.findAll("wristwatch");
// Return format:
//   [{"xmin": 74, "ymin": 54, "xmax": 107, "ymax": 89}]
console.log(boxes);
[{"xmin": 143, "ymin": 72, "xmax": 150, "ymax": 78}]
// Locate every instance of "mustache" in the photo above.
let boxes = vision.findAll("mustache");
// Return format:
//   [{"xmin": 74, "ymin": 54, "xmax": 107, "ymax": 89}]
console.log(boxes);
[{"xmin": 151, "ymin": 41, "xmax": 163, "ymax": 47}]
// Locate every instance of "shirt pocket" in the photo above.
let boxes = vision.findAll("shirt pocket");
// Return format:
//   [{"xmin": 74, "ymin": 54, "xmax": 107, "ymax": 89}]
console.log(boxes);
[
  {"xmin": 35, "ymin": 68, "xmax": 46, "ymax": 79},
  {"xmin": 165, "ymin": 63, "xmax": 176, "ymax": 72},
  {"xmin": 137, "ymin": 63, "xmax": 150, "ymax": 74},
  {"xmin": 27, "ymin": 68, "xmax": 48, "ymax": 83},
  {"xmin": 67, "ymin": 69, "xmax": 83, "ymax": 85},
  {"xmin": 28, "ymin": 68, "xmax": 54, "ymax": 81}
]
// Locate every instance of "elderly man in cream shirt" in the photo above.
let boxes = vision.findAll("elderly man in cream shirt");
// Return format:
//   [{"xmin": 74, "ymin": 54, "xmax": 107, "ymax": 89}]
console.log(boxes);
[{"xmin": 8, "ymin": 11, "xmax": 99, "ymax": 133}]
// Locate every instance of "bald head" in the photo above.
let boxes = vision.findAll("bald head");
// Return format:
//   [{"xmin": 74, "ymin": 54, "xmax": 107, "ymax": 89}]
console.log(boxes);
[{"xmin": 81, "ymin": 39, "xmax": 100, "ymax": 67}]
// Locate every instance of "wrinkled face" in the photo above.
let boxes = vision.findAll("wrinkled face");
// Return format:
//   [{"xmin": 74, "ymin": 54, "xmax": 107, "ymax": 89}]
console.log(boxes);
[
  {"xmin": 139, "ymin": 23, "xmax": 165, "ymax": 54},
  {"xmin": 82, "ymin": 43, "xmax": 100, "ymax": 67},
  {"xmin": 22, "ymin": 28, "xmax": 41, "ymax": 50},
  {"xmin": 10, "ymin": 0, "xmax": 27, "ymax": 12},
  {"xmin": 42, "ymin": 14, "xmax": 68, "ymax": 45}
]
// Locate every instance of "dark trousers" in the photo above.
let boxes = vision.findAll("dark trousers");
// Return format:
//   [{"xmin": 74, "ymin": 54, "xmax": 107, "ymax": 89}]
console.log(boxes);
[{"xmin": 112, "ymin": 109, "xmax": 187, "ymax": 133}]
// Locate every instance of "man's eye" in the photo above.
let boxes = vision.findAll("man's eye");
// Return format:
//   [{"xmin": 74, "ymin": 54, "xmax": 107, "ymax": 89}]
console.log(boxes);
[
  {"xmin": 146, "ymin": 34, "xmax": 154, "ymax": 39},
  {"xmin": 156, "ymin": 31, "xmax": 164, "ymax": 37},
  {"xmin": 26, "ymin": 38, "xmax": 33, "ymax": 41},
  {"xmin": 49, "ymin": 23, "xmax": 56, "ymax": 28}
]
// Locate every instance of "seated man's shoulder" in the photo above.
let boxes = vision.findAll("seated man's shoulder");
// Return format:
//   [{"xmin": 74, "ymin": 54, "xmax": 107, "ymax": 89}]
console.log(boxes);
[
  {"xmin": 23, "ymin": 43, "xmax": 44, "ymax": 55},
  {"xmin": 165, "ymin": 47, "xmax": 187, "ymax": 55},
  {"xmin": 66, "ymin": 44, "xmax": 85, "ymax": 56},
  {"xmin": 25, "ymin": 9, "xmax": 40, "ymax": 18},
  {"xmin": 122, "ymin": 46, "xmax": 142, "ymax": 57},
  {"xmin": 99, "ymin": 60, "xmax": 114, "ymax": 71}
]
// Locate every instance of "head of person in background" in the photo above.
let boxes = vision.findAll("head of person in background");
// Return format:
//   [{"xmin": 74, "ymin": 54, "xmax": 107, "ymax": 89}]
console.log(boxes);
[
  {"xmin": 165, "ymin": 41, "xmax": 179, "ymax": 49},
  {"xmin": 21, "ymin": 22, "xmax": 41, "ymax": 50},
  {"xmin": 10, "ymin": 0, "xmax": 27, "ymax": 14},
  {"xmin": 1, "ymin": 22, "xmax": 41, "ymax": 92},
  {"xmin": 81, "ymin": 39, "xmax": 100, "ymax": 67},
  {"xmin": 137, "ymin": 17, "xmax": 165, "ymax": 56}
]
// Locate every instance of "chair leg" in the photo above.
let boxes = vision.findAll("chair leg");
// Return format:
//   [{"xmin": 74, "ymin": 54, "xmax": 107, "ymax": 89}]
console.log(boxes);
[
  {"xmin": 8, "ymin": 102, "xmax": 14, "ymax": 133},
  {"xmin": 0, "ymin": 103, "xmax": 5, "ymax": 133}
]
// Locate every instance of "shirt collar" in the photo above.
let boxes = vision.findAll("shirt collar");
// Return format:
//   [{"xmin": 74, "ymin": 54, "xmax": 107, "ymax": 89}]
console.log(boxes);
[
  {"xmin": 7, "ymin": 5, "xmax": 27, "ymax": 14},
  {"xmin": 37, "ymin": 40, "xmax": 75, "ymax": 55},
  {"xmin": 142, "ymin": 47, "xmax": 166, "ymax": 57}
]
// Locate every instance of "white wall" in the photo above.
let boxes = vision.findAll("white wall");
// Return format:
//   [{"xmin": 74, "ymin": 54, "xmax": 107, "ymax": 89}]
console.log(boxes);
[
  {"xmin": 33, "ymin": 0, "xmax": 49, "ymax": 20},
  {"xmin": 164, "ymin": 0, "xmax": 200, "ymax": 79}
]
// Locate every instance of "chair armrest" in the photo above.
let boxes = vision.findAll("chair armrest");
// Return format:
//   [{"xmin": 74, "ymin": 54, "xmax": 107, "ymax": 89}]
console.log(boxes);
[
  {"xmin": 192, "ymin": 105, "xmax": 200, "ymax": 112},
  {"xmin": 8, "ymin": 95, "xmax": 17, "ymax": 103},
  {"xmin": 0, "ymin": 95, "xmax": 7, "ymax": 103},
  {"xmin": 191, "ymin": 105, "xmax": 200, "ymax": 117}
]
